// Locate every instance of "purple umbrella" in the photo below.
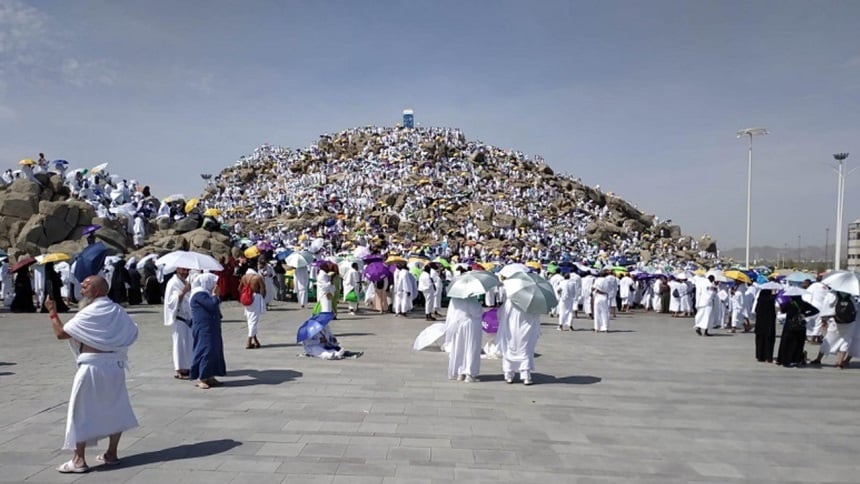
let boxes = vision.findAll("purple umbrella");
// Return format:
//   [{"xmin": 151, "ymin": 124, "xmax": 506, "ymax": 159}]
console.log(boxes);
[
  {"xmin": 364, "ymin": 261, "xmax": 389, "ymax": 282},
  {"xmin": 363, "ymin": 255, "xmax": 384, "ymax": 264},
  {"xmin": 82, "ymin": 224, "xmax": 101, "ymax": 236},
  {"xmin": 256, "ymin": 241, "xmax": 274, "ymax": 251},
  {"xmin": 482, "ymin": 308, "xmax": 499, "ymax": 333}
]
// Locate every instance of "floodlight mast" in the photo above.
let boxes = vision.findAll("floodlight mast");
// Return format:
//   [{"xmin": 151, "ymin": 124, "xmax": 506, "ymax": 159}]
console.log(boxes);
[
  {"xmin": 833, "ymin": 153, "xmax": 850, "ymax": 270},
  {"xmin": 736, "ymin": 127, "xmax": 769, "ymax": 268}
]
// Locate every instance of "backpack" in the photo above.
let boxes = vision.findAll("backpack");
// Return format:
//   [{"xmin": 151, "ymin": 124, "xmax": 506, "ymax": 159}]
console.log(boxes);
[
  {"xmin": 834, "ymin": 292, "xmax": 856, "ymax": 324},
  {"xmin": 240, "ymin": 284, "xmax": 254, "ymax": 306},
  {"xmin": 672, "ymin": 288, "xmax": 680, "ymax": 298}
]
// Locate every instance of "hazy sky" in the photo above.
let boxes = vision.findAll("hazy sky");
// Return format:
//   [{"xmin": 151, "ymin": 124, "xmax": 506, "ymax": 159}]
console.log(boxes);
[{"xmin": 2, "ymin": 0, "xmax": 859, "ymax": 249}]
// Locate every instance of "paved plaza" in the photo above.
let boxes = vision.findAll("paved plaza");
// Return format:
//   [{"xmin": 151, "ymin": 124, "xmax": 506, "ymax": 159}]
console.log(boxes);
[{"xmin": 1, "ymin": 301, "xmax": 858, "ymax": 483}]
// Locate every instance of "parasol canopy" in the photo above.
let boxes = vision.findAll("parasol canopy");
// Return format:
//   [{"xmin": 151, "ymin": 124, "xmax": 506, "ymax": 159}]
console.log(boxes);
[
  {"xmin": 363, "ymin": 261, "xmax": 390, "ymax": 283},
  {"xmin": 503, "ymin": 271, "xmax": 558, "ymax": 314},
  {"xmin": 482, "ymin": 307, "xmax": 499, "ymax": 333},
  {"xmin": 821, "ymin": 270, "xmax": 860, "ymax": 296},
  {"xmin": 296, "ymin": 312, "xmax": 335, "ymax": 343},
  {"xmin": 446, "ymin": 270, "xmax": 500, "ymax": 299},
  {"xmin": 90, "ymin": 162, "xmax": 109, "ymax": 173},
  {"xmin": 73, "ymin": 242, "xmax": 108, "ymax": 281},
  {"xmin": 156, "ymin": 250, "xmax": 223, "ymax": 271},
  {"xmin": 284, "ymin": 251, "xmax": 312, "ymax": 268},
  {"xmin": 37, "ymin": 253, "xmax": 70, "ymax": 264},
  {"xmin": 18, "ymin": 158, "xmax": 35, "ymax": 166},
  {"xmin": 412, "ymin": 322, "xmax": 446, "ymax": 350},
  {"xmin": 724, "ymin": 270, "xmax": 751, "ymax": 285},
  {"xmin": 203, "ymin": 208, "xmax": 221, "ymax": 217},
  {"xmin": 499, "ymin": 263, "xmax": 529, "ymax": 279},
  {"xmin": 10, "ymin": 257, "xmax": 37, "ymax": 274},
  {"xmin": 184, "ymin": 198, "xmax": 199, "ymax": 214}
]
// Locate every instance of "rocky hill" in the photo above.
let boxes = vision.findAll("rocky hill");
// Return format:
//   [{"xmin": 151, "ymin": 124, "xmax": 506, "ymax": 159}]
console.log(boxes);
[{"xmin": 2, "ymin": 126, "xmax": 716, "ymax": 265}]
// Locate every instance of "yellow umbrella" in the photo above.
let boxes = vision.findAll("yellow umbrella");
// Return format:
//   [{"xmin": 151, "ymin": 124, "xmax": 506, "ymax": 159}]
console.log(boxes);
[
  {"xmin": 386, "ymin": 256, "xmax": 407, "ymax": 264},
  {"xmin": 244, "ymin": 246, "xmax": 260, "ymax": 259},
  {"xmin": 525, "ymin": 261, "xmax": 542, "ymax": 270},
  {"xmin": 480, "ymin": 262, "xmax": 496, "ymax": 271},
  {"xmin": 724, "ymin": 270, "xmax": 751, "ymax": 285},
  {"xmin": 693, "ymin": 268, "xmax": 707, "ymax": 276},
  {"xmin": 38, "ymin": 253, "xmax": 70, "ymax": 264},
  {"xmin": 19, "ymin": 158, "xmax": 35, "ymax": 166},
  {"xmin": 203, "ymin": 208, "xmax": 221, "ymax": 217},
  {"xmin": 184, "ymin": 198, "xmax": 200, "ymax": 214}
]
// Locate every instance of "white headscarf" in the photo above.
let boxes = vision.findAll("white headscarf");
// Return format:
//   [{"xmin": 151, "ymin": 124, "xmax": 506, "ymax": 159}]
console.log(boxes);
[{"xmin": 190, "ymin": 272, "xmax": 219, "ymax": 297}]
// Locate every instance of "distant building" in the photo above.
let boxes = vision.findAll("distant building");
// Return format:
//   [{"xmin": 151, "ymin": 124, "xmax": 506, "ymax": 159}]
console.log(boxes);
[
  {"xmin": 402, "ymin": 109, "xmax": 414, "ymax": 128},
  {"xmin": 848, "ymin": 219, "xmax": 860, "ymax": 271}
]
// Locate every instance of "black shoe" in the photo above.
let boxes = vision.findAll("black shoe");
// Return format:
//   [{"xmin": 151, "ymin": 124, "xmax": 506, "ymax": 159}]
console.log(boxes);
[{"xmin": 695, "ymin": 328, "xmax": 702, "ymax": 336}]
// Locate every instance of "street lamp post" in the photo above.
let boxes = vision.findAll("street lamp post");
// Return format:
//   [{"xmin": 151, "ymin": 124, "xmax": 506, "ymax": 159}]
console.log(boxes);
[
  {"xmin": 737, "ymin": 128, "xmax": 769, "ymax": 269},
  {"xmin": 833, "ymin": 153, "xmax": 850, "ymax": 270}
]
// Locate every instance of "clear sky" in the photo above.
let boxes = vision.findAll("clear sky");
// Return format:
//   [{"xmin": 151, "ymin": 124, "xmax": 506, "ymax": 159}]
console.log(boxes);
[{"xmin": 2, "ymin": 0, "xmax": 859, "ymax": 249}]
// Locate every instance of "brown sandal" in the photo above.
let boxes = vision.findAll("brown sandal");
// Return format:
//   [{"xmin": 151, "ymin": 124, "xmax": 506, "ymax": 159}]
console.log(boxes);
[{"xmin": 174, "ymin": 372, "xmax": 189, "ymax": 380}]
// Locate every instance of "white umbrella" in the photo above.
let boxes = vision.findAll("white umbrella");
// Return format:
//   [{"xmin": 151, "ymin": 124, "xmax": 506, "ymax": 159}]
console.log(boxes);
[
  {"xmin": 822, "ymin": 270, "xmax": 860, "ymax": 296},
  {"xmin": 407, "ymin": 260, "xmax": 424, "ymax": 271},
  {"xmin": 285, "ymin": 252, "xmax": 310, "ymax": 268},
  {"xmin": 413, "ymin": 322, "xmax": 447, "ymax": 351},
  {"xmin": 136, "ymin": 253, "xmax": 158, "ymax": 269},
  {"xmin": 309, "ymin": 238, "xmax": 325, "ymax": 253},
  {"xmin": 446, "ymin": 270, "xmax": 500, "ymax": 299},
  {"xmin": 163, "ymin": 193, "xmax": 186, "ymax": 203},
  {"xmin": 499, "ymin": 263, "xmax": 529, "ymax": 279},
  {"xmin": 779, "ymin": 286, "xmax": 809, "ymax": 297},
  {"xmin": 503, "ymin": 271, "xmax": 558, "ymax": 314},
  {"xmin": 352, "ymin": 246, "xmax": 371, "ymax": 259},
  {"xmin": 90, "ymin": 162, "xmax": 109, "ymax": 174},
  {"xmin": 756, "ymin": 281, "xmax": 783, "ymax": 290},
  {"xmin": 156, "ymin": 251, "xmax": 223, "ymax": 271}
]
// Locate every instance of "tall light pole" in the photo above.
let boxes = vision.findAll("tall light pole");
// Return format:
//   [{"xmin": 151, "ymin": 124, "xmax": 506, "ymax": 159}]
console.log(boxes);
[
  {"xmin": 833, "ymin": 153, "xmax": 850, "ymax": 270},
  {"xmin": 737, "ymin": 128, "xmax": 769, "ymax": 268}
]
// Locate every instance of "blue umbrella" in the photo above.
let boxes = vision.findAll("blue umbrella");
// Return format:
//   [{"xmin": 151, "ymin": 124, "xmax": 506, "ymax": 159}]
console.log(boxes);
[
  {"xmin": 82, "ymin": 224, "xmax": 101, "ymax": 236},
  {"xmin": 275, "ymin": 248, "xmax": 293, "ymax": 261},
  {"xmin": 296, "ymin": 312, "xmax": 335, "ymax": 343},
  {"xmin": 73, "ymin": 242, "xmax": 108, "ymax": 281},
  {"xmin": 52, "ymin": 159, "xmax": 69, "ymax": 166}
]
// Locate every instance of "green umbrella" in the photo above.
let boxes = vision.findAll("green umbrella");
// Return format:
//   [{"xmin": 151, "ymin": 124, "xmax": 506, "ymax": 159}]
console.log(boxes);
[
  {"xmin": 547, "ymin": 263, "xmax": 559, "ymax": 274},
  {"xmin": 432, "ymin": 257, "xmax": 451, "ymax": 269}
]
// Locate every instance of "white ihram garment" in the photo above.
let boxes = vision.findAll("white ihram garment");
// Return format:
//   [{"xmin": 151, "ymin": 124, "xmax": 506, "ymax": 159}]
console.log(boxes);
[
  {"xmin": 497, "ymin": 299, "xmax": 541, "ymax": 378},
  {"xmin": 446, "ymin": 298, "xmax": 483, "ymax": 379},
  {"xmin": 163, "ymin": 274, "xmax": 193, "ymax": 370},
  {"xmin": 62, "ymin": 297, "xmax": 139, "ymax": 449}
]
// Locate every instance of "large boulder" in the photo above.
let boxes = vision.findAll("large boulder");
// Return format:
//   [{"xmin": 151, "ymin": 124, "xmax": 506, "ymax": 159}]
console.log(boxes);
[{"xmin": 184, "ymin": 229, "xmax": 232, "ymax": 260}]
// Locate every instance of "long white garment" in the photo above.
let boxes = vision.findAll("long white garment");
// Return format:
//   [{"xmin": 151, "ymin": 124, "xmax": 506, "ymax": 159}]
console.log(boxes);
[
  {"xmin": 244, "ymin": 293, "xmax": 265, "ymax": 337},
  {"xmin": 730, "ymin": 290, "xmax": 745, "ymax": 328},
  {"xmin": 446, "ymin": 298, "xmax": 483, "ymax": 379},
  {"xmin": 393, "ymin": 268, "xmax": 411, "ymax": 314},
  {"xmin": 418, "ymin": 271, "xmax": 435, "ymax": 315},
  {"xmin": 431, "ymin": 269, "xmax": 443, "ymax": 311},
  {"xmin": 580, "ymin": 275, "xmax": 594, "ymax": 314},
  {"xmin": 317, "ymin": 273, "xmax": 334, "ymax": 313},
  {"xmin": 593, "ymin": 292, "xmax": 610, "ymax": 331},
  {"xmin": 132, "ymin": 216, "xmax": 145, "ymax": 246},
  {"xmin": 694, "ymin": 279, "xmax": 715, "ymax": 330},
  {"xmin": 259, "ymin": 264, "xmax": 276, "ymax": 305},
  {"xmin": 343, "ymin": 267, "xmax": 361, "ymax": 311},
  {"xmin": 62, "ymin": 297, "xmax": 138, "ymax": 449},
  {"xmin": 549, "ymin": 273, "xmax": 564, "ymax": 317},
  {"xmin": 619, "ymin": 276, "xmax": 633, "ymax": 305},
  {"xmin": 668, "ymin": 280, "xmax": 680, "ymax": 313},
  {"xmin": 556, "ymin": 278, "xmax": 575, "ymax": 329},
  {"xmin": 651, "ymin": 278, "xmax": 663, "ymax": 312},
  {"xmin": 302, "ymin": 326, "xmax": 342, "ymax": 359},
  {"xmin": 806, "ymin": 282, "xmax": 829, "ymax": 337},
  {"xmin": 33, "ymin": 264, "xmax": 46, "ymax": 307},
  {"xmin": 163, "ymin": 274, "xmax": 193, "ymax": 370},
  {"xmin": 496, "ymin": 299, "xmax": 540, "ymax": 376},
  {"xmin": 294, "ymin": 266, "xmax": 309, "ymax": 307}
]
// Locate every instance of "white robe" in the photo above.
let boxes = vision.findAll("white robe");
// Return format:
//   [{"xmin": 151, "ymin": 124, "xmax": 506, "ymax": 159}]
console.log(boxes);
[
  {"xmin": 62, "ymin": 297, "xmax": 139, "ymax": 449},
  {"xmin": 294, "ymin": 266, "xmax": 309, "ymax": 307},
  {"xmin": 393, "ymin": 268, "xmax": 411, "ymax": 314},
  {"xmin": 446, "ymin": 298, "xmax": 483, "ymax": 379},
  {"xmin": 556, "ymin": 279, "xmax": 575, "ymax": 329},
  {"xmin": 580, "ymin": 275, "xmax": 594, "ymax": 314},
  {"xmin": 694, "ymin": 280, "xmax": 716, "ymax": 331},
  {"xmin": 496, "ymin": 299, "xmax": 540, "ymax": 376},
  {"xmin": 592, "ymin": 277, "xmax": 611, "ymax": 332},
  {"xmin": 163, "ymin": 274, "xmax": 193, "ymax": 370}
]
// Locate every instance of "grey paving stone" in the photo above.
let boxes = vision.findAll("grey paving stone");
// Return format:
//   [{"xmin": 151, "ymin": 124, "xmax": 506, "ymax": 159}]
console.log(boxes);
[{"xmin": 3, "ymin": 304, "xmax": 859, "ymax": 483}]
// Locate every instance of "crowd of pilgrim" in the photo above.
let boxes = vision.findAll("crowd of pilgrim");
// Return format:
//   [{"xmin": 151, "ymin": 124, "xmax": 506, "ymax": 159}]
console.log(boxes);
[
  {"xmin": 205, "ymin": 126, "xmax": 717, "ymax": 265},
  {"xmin": 6, "ymin": 136, "xmax": 859, "ymax": 473}
]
